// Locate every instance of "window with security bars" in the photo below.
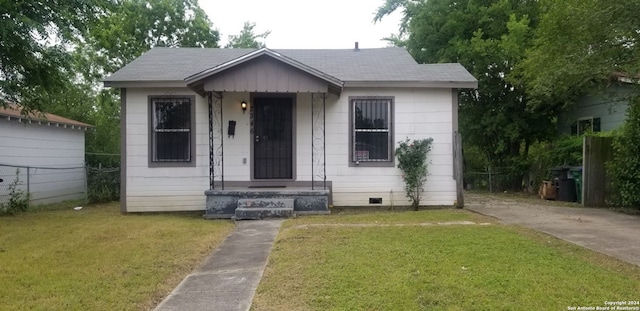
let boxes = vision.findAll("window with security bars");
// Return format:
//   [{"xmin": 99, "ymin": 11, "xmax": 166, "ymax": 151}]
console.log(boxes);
[
  {"xmin": 351, "ymin": 97, "xmax": 393, "ymax": 164},
  {"xmin": 150, "ymin": 97, "xmax": 193, "ymax": 163}
]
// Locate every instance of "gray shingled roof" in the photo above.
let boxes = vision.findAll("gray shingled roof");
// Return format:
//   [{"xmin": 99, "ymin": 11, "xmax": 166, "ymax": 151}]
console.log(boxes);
[{"xmin": 104, "ymin": 47, "xmax": 477, "ymax": 84}]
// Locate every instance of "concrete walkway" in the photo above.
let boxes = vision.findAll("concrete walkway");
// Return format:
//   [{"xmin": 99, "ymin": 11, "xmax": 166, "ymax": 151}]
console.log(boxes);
[
  {"xmin": 465, "ymin": 193, "xmax": 640, "ymax": 266},
  {"xmin": 154, "ymin": 219, "xmax": 283, "ymax": 311}
]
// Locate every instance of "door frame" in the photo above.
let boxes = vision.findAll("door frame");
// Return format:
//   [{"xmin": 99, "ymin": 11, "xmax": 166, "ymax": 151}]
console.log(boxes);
[{"xmin": 250, "ymin": 93, "xmax": 297, "ymax": 181}]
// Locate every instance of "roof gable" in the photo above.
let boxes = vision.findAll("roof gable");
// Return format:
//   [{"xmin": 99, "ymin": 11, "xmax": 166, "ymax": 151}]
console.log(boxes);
[{"xmin": 186, "ymin": 48, "xmax": 344, "ymax": 95}]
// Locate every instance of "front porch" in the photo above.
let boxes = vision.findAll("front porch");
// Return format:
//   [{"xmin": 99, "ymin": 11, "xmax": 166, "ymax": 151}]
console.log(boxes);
[
  {"xmin": 188, "ymin": 49, "xmax": 341, "ymax": 219},
  {"xmin": 204, "ymin": 186, "xmax": 331, "ymax": 219}
]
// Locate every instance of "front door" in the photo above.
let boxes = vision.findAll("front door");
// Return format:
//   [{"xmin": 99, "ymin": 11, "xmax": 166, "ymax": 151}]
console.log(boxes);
[{"xmin": 253, "ymin": 97, "xmax": 293, "ymax": 179}]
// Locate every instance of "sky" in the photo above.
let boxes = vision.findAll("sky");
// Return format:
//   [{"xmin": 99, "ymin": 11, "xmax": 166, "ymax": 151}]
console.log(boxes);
[{"xmin": 200, "ymin": 0, "xmax": 404, "ymax": 49}]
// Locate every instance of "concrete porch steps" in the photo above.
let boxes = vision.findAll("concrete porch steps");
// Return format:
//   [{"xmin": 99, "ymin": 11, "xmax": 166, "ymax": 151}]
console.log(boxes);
[{"xmin": 234, "ymin": 198, "xmax": 295, "ymax": 220}]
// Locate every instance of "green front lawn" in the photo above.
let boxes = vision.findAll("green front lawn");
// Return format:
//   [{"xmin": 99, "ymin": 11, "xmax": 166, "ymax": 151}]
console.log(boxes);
[
  {"xmin": 0, "ymin": 202, "xmax": 234, "ymax": 310},
  {"xmin": 253, "ymin": 210, "xmax": 640, "ymax": 310}
]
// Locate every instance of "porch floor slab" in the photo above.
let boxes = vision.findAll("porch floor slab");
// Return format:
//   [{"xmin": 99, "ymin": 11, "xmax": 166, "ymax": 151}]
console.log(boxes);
[
  {"xmin": 205, "ymin": 187, "xmax": 330, "ymax": 219},
  {"xmin": 153, "ymin": 219, "xmax": 283, "ymax": 311}
]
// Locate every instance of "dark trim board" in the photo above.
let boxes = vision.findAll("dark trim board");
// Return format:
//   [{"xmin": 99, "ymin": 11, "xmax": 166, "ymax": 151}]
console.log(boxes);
[{"xmin": 120, "ymin": 88, "xmax": 127, "ymax": 213}]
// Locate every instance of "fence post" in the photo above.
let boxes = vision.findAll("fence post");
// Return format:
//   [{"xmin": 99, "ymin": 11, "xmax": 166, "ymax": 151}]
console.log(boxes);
[
  {"xmin": 84, "ymin": 166, "xmax": 88, "ymax": 203},
  {"xmin": 26, "ymin": 167, "xmax": 31, "ymax": 208},
  {"xmin": 583, "ymin": 136, "xmax": 613, "ymax": 207},
  {"xmin": 453, "ymin": 132, "xmax": 464, "ymax": 208},
  {"xmin": 488, "ymin": 166, "xmax": 493, "ymax": 193}
]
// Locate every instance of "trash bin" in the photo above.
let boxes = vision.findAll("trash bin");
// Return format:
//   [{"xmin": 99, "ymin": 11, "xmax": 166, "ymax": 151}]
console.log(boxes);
[
  {"xmin": 570, "ymin": 167, "xmax": 583, "ymax": 203},
  {"xmin": 557, "ymin": 179, "xmax": 576, "ymax": 202},
  {"xmin": 550, "ymin": 166, "xmax": 573, "ymax": 201},
  {"xmin": 550, "ymin": 166, "xmax": 571, "ymax": 181}
]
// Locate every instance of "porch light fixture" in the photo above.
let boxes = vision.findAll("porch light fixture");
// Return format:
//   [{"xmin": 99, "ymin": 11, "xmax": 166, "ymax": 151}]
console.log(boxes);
[{"xmin": 241, "ymin": 101, "xmax": 247, "ymax": 114}]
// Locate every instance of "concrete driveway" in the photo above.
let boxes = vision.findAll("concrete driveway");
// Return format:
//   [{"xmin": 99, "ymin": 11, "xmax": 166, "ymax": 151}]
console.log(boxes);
[{"xmin": 465, "ymin": 193, "xmax": 640, "ymax": 266}]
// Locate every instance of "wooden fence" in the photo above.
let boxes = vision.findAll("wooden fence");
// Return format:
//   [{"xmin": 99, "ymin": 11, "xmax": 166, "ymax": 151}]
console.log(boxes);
[{"xmin": 582, "ymin": 136, "xmax": 614, "ymax": 207}]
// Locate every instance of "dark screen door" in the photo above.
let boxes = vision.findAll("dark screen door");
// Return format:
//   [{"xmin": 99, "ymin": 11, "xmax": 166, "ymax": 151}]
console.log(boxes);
[{"xmin": 253, "ymin": 97, "xmax": 293, "ymax": 179}]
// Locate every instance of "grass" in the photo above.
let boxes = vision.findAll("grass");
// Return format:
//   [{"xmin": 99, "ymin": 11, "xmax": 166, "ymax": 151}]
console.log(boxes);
[
  {"xmin": 253, "ymin": 210, "xmax": 640, "ymax": 310},
  {"xmin": 0, "ymin": 202, "xmax": 235, "ymax": 310},
  {"xmin": 287, "ymin": 208, "xmax": 476, "ymax": 228}
]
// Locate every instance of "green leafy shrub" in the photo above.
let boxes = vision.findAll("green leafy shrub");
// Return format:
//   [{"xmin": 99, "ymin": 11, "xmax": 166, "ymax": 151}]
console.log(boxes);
[
  {"xmin": 527, "ymin": 135, "xmax": 583, "ymax": 187},
  {"xmin": 0, "ymin": 169, "xmax": 30, "ymax": 215},
  {"xmin": 87, "ymin": 167, "xmax": 120, "ymax": 203},
  {"xmin": 395, "ymin": 137, "xmax": 433, "ymax": 210},
  {"xmin": 609, "ymin": 96, "xmax": 640, "ymax": 208}
]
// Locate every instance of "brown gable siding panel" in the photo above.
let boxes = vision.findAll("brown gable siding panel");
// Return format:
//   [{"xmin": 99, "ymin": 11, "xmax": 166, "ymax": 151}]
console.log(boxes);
[{"xmin": 204, "ymin": 56, "xmax": 329, "ymax": 93}]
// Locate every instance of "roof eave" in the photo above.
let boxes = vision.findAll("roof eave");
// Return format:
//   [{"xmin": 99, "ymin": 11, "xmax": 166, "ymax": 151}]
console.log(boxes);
[
  {"xmin": 1, "ymin": 114, "xmax": 93, "ymax": 130},
  {"xmin": 103, "ymin": 80, "xmax": 187, "ymax": 88},
  {"xmin": 343, "ymin": 81, "xmax": 478, "ymax": 89}
]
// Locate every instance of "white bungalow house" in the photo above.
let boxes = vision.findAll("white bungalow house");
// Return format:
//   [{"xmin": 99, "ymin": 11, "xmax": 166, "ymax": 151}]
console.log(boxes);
[
  {"xmin": 0, "ymin": 104, "xmax": 92, "ymax": 205},
  {"xmin": 104, "ymin": 46, "xmax": 477, "ymax": 218}
]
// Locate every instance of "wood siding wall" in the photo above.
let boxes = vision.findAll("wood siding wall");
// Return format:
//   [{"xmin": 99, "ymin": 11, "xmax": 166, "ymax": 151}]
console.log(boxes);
[
  {"xmin": 124, "ymin": 88, "xmax": 210, "ymax": 211},
  {"xmin": 0, "ymin": 120, "xmax": 86, "ymax": 204},
  {"xmin": 123, "ymin": 87, "xmax": 457, "ymax": 212},
  {"xmin": 559, "ymin": 84, "xmax": 634, "ymax": 134},
  {"xmin": 204, "ymin": 56, "xmax": 329, "ymax": 93}
]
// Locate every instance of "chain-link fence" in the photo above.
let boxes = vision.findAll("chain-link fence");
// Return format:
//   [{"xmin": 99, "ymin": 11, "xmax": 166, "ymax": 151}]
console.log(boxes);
[
  {"xmin": 0, "ymin": 164, "xmax": 86, "ymax": 207},
  {"xmin": 465, "ymin": 167, "xmax": 513, "ymax": 192},
  {"xmin": 86, "ymin": 165, "xmax": 120, "ymax": 203},
  {"xmin": 0, "ymin": 163, "xmax": 120, "ymax": 208}
]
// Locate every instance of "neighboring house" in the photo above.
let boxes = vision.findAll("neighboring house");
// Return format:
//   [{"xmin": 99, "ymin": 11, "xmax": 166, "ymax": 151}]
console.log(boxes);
[
  {"xmin": 0, "ymin": 104, "xmax": 92, "ymax": 205},
  {"xmin": 559, "ymin": 76, "xmax": 637, "ymax": 135},
  {"xmin": 104, "ymin": 46, "xmax": 477, "ymax": 217}
]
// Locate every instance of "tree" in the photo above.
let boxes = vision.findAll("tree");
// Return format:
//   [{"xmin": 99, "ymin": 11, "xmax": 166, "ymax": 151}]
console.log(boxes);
[
  {"xmin": 376, "ymin": 0, "xmax": 554, "ymax": 190},
  {"xmin": 522, "ymin": 0, "xmax": 640, "ymax": 102},
  {"xmin": 0, "ymin": 0, "xmax": 107, "ymax": 111},
  {"xmin": 77, "ymin": 0, "xmax": 220, "ymax": 80},
  {"xmin": 609, "ymin": 96, "xmax": 640, "ymax": 208},
  {"xmin": 225, "ymin": 21, "xmax": 271, "ymax": 49}
]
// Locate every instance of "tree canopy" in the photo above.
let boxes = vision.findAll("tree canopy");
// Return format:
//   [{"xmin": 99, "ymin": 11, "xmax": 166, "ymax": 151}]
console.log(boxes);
[
  {"xmin": 1, "ymin": 0, "xmax": 220, "ymax": 109},
  {"xmin": 377, "ymin": 0, "xmax": 552, "ymax": 189},
  {"xmin": 1, "ymin": 0, "xmax": 221, "ymax": 173},
  {"xmin": 376, "ymin": 0, "xmax": 640, "ymax": 192},
  {"xmin": 0, "ymin": 0, "xmax": 104, "ymax": 111},
  {"xmin": 521, "ymin": 0, "xmax": 640, "ymax": 102},
  {"xmin": 225, "ymin": 21, "xmax": 271, "ymax": 49},
  {"xmin": 79, "ymin": 0, "xmax": 220, "ymax": 79}
]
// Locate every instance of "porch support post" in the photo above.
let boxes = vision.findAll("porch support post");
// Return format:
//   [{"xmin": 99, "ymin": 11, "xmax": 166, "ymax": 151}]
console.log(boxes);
[
  {"xmin": 323, "ymin": 93, "xmax": 326, "ymax": 190},
  {"xmin": 209, "ymin": 92, "xmax": 224, "ymax": 190},
  {"xmin": 208, "ymin": 92, "xmax": 214, "ymax": 189},
  {"xmin": 220, "ymin": 96, "xmax": 225, "ymax": 190},
  {"xmin": 311, "ymin": 92, "xmax": 327, "ymax": 190},
  {"xmin": 311, "ymin": 93, "xmax": 315, "ymax": 190}
]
